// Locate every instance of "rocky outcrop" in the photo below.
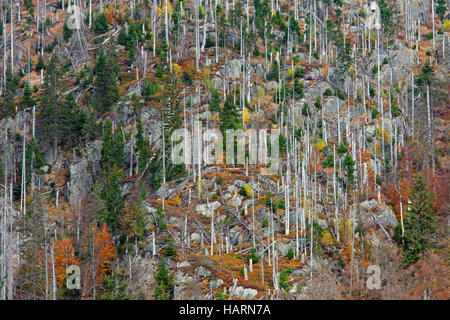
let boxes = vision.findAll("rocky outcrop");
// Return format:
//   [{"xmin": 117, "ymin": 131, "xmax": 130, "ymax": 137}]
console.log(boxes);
[
  {"xmin": 359, "ymin": 200, "xmax": 398, "ymax": 232},
  {"xmin": 84, "ymin": 140, "xmax": 103, "ymax": 181},
  {"xmin": 68, "ymin": 158, "xmax": 93, "ymax": 207},
  {"xmin": 231, "ymin": 286, "xmax": 258, "ymax": 299},
  {"xmin": 380, "ymin": 47, "xmax": 416, "ymax": 83},
  {"xmin": 195, "ymin": 266, "xmax": 212, "ymax": 278},
  {"xmin": 303, "ymin": 80, "xmax": 329, "ymax": 100},
  {"xmin": 195, "ymin": 201, "xmax": 221, "ymax": 217},
  {"xmin": 219, "ymin": 58, "xmax": 243, "ymax": 79},
  {"xmin": 323, "ymin": 96, "xmax": 344, "ymax": 115}
]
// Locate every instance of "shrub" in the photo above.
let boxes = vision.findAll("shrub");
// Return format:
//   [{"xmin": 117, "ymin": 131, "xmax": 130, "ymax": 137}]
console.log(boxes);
[
  {"xmin": 323, "ymin": 88, "xmax": 333, "ymax": 96},
  {"xmin": 164, "ymin": 239, "xmax": 178, "ymax": 257},
  {"xmin": 313, "ymin": 50, "xmax": 319, "ymax": 59},
  {"xmin": 323, "ymin": 155, "xmax": 334, "ymax": 168},
  {"xmin": 294, "ymin": 67, "xmax": 304, "ymax": 78},
  {"xmin": 94, "ymin": 13, "xmax": 109, "ymax": 34},
  {"xmin": 279, "ymin": 268, "xmax": 292, "ymax": 291},
  {"xmin": 371, "ymin": 108, "xmax": 380, "ymax": 119},
  {"xmin": 246, "ymin": 247, "xmax": 260, "ymax": 263},
  {"xmin": 302, "ymin": 103, "xmax": 310, "ymax": 116},
  {"xmin": 320, "ymin": 231, "xmax": 335, "ymax": 246},
  {"xmin": 371, "ymin": 65, "xmax": 378, "ymax": 74},
  {"xmin": 314, "ymin": 97, "xmax": 322, "ymax": 109},
  {"xmin": 286, "ymin": 247, "xmax": 294, "ymax": 260},
  {"xmin": 316, "ymin": 139, "xmax": 326, "ymax": 150},
  {"xmin": 337, "ymin": 142, "xmax": 348, "ymax": 155}
]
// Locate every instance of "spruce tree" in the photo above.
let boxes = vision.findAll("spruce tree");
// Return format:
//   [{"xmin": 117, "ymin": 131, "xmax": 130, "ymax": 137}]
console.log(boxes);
[
  {"xmin": 24, "ymin": 138, "xmax": 45, "ymax": 184},
  {"xmin": 99, "ymin": 165, "xmax": 125, "ymax": 232},
  {"xmin": 35, "ymin": 54, "xmax": 45, "ymax": 71},
  {"xmin": 153, "ymin": 260, "xmax": 173, "ymax": 300},
  {"xmin": 99, "ymin": 120, "xmax": 126, "ymax": 231},
  {"xmin": 101, "ymin": 119, "xmax": 125, "ymax": 172},
  {"xmin": 63, "ymin": 93, "xmax": 85, "ymax": 148},
  {"xmin": 21, "ymin": 81, "xmax": 35, "ymax": 111},
  {"xmin": 343, "ymin": 154, "xmax": 355, "ymax": 188},
  {"xmin": 1, "ymin": 65, "xmax": 20, "ymax": 118},
  {"xmin": 94, "ymin": 12, "xmax": 110, "ymax": 34},
  {"xmin": 399, "ymin": 174, "xmax": 438, "ymax": 267},
  {"xmin": 39, "ymin": 54, "xmax": 63, "ymax": 149},
  {"xmin": 220, "ymin": 95, "xmax": 241, "ymax": 132},
  {"xmin": 93, "ymin": 49, "xmax": 119, "ymax": 114}
]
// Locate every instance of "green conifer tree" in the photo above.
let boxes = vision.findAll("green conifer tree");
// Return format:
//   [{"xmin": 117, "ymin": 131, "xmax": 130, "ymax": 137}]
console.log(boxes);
[
  {"xmin": 398, "ymin": 174, "xmax": 438, "ymax": 267},
  {"xmin": 93, "ymin": 49, "xmax": 119, "ymax": 114}
]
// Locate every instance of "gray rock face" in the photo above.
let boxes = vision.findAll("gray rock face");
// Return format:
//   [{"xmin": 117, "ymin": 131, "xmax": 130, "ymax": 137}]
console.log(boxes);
[
  {"xmin": 15, "ymin": 111, "xmax": 30, "ymax": 136},
  {"xmin": 178, "ymin": 261, "xmax": 191, "ymax": 268},
  {"xmin": 219, "ymin": 58, "xmax": 243, "ymax": 79},
  {"xmin": 195, "ymin": 201, "xmax": 221, "ymax": 217},
  {"xmin": 234, "ymin": 180, "xmax": 246, "ymax": 188},
  {"xmin": 155, "ymin": 184, "xmax": 171, "ymax": 199},
  {"xmin": 323, "ymin": 96, "xmax": 344, "ymax": 115},
  {"xmin": 173, "ymin": 285, "xmax": 186, "ymax": 300},
  {"xmin": 195, "ymin": 266, "xmax": 212, "ymax": 278},
  {"xmin": 359, "ymin": 200, "xmax": 398, "ymax": 230},
  {"xmin": 408, "ymin": 0, "xmax": 431, "ymax": 26},
  {"xmin": 114, "ymin": 103, "xmax": 135, "ymax": 127},
  {"xmin": 366, "ymin": 125, "xmax": 376, "ymax": 137},
  {"xmin": 381, "ymin": 47, "xmax": 416, "ymax": 83},
  {"xmin": 68, "ymin": 158, "xmax": 93, "ymax": 207},
  {"xmin": 275, "ymin": 241, "xmax": 293, "ymax": 257},
  {"xmin": 317, "ymin": 218, "xmax": 328, "ymax": 230},
  {"xmin": 377, "ymin": 207, "xmax": 399, "ymax": 229},
  {"xmin": 121, "ymin": 180, "xmax": 134, "ymax": 197},
  {"xmin": 128, "ymin": 81, "xmax": 142, "ymax": 96},
  {"xmin": 0, "ymin": 116, "xmax": 15, "ymax": 167},
  {"xmin": 305, "ymin": 68, "xmax": 320, "ymax": 80},
  {"xmin": 265, "ymin": 80, "xmax": 279, "ymax": 92},
  {"xmin": 232, "ymin": 286, "xmax": 258, "ymax": 299},
  {"xmin": 0, "ymin": 116, "xmax": 15, "ymax": 153},
  {"xmin": 190, "ymin": 232, "xmax": 201, "ymax": 243},
  {"xmin": 50, "ymin": 153, "xmax": 64, "ymax": 172},
  {"xmin": 212, "ymin": 77, "xmax": 223, "ymax": 91},
  {"xmin": 303, "ymin": 80, "xmax": 329, "ymax": 100},
  {"xmin": 85, "ymin": 140, "xmax": 103, "ymax": 180},
  {"xmin": 436, "ymin": 37, "xmax": 450, "ymax": 82},
  {"xmin": 230, "ymin": 231, "xmax": 241, "ymax": 246},
  {"xmin": 209, "ymin": 278, "xmax": 224, "ymax": 290},
  {"xmin": 140, "ymin": 108, "xmax": 162, "ymax": 147},
  {"xmin": 132, "ymin": 255, "xmax": 157, "ymax": 298},
  {"xmin": 228, "ymin": 195, "xmax": 242, "ymax": 209},
  {"xmin": 292, "ymin": 52, "xmax": 310, "ymax": 63},
  {"xmin": 361, "ymin": 199, "xmax": 378, "ymax": 210},
  {"xmin": 249, "ymin": 62, "xmax": 266, "ymax": 80}
]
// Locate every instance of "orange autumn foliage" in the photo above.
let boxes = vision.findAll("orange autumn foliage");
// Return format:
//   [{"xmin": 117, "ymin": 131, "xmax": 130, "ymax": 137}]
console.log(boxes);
[
  {"xmin": 54, "ymin": 239, "xmax": 81, "ymax": 289},
  {"xmin": 105, "ymin": 6, "xmax": 117, "ymax": 25},
  {"xmin": 80, "ymin": 225, "xmax": 117, "ymax": 298},
  {"xmin": 94, "ymin": 224, "xmax": 117, "ymax": 279},
  {"xmin": 407, "ymin": 246, "xmax": 450, "ymax": 300},
  {"xmin": 360, "ymin": 149, "xmax": 371, "ymax": 163}
]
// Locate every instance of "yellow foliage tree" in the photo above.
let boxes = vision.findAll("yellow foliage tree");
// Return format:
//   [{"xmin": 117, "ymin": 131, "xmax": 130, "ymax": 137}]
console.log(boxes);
[
  {"xmin": 377, "ymin": 125, "xmax": 391, "ymax": 143},
  {"xmin": 172, "ymin": 63, "xmax": 182, "ymax": 75},
  {"xmin": 339, "ymin": 218, "xmax": 353, "ymax": 243},
  {"xmin": 168, "ymin": 194, "xmax": 181, "ymax": 206},
  {"xmin": 243, "ymin": 107, "xmax": 251, "ymax": 124},
  {"xmin": 244, "ymin": 184, "xmax": 254, "ymax": 197},
  {"xmin": 316, "ymin": 139, "xmax": 326, "ymax": 150},
  {"xmin": 444, "ymin": 19, "xmax": 450, "ymax": 32},
  {"xmin": 320, "ymin": 231, "xmax": 335, "ymax": 246}
]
